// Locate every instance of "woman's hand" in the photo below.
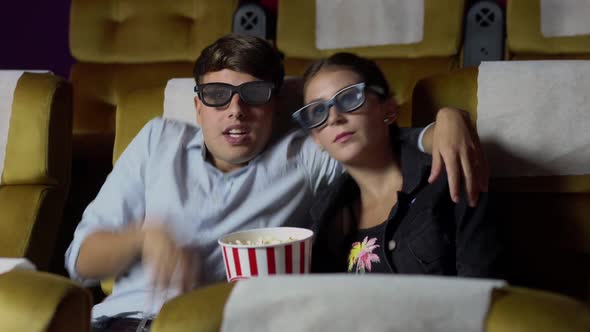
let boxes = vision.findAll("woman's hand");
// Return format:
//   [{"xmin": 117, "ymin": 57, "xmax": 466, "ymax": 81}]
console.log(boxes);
[{"xmin": 425, "ymin": 107, "xmax": 489, "ymax": 207}]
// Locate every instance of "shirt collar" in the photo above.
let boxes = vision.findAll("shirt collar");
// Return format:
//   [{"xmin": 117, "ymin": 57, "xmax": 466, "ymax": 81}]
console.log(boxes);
[
  {"xmin": 185, "ymin": 128, "xmax": 266, "ymax": 174},
  {"xmin": 185, "ymin": 129, "xmax": 207, "ymax": 159}
]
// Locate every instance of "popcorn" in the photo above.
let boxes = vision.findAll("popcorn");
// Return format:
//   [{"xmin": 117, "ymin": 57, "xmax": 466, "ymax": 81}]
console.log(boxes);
[{"xmin": 234, "ymin": 236, "xmax": 297, "ymax": 246}]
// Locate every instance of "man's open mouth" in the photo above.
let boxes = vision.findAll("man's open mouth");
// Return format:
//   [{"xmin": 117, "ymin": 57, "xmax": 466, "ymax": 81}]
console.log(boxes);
[
  {"xmin": 223, "ymin": 125, "xmax": 252, "ymax": 145},
  {"xmin": 224, "ymin": 128, "xmax": 250, "ymax": 138}
]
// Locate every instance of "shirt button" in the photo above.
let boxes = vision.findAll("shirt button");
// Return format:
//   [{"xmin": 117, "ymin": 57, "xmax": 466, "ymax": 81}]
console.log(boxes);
[{"xmin": 388, "ymin": 240, "xmax": 397, "ymax": 251}]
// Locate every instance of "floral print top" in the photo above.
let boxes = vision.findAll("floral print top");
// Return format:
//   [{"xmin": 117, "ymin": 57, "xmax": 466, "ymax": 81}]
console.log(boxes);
[{"xmin": 347, "ymin": 222, "xmax": 392, "ymax": 273}]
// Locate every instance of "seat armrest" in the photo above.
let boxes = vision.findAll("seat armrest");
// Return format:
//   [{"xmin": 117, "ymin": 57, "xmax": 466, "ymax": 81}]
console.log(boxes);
[
  {"xmin": 152, "ymin": 282, "xmax": 590, "ymax": 332},
  {"xmin": 0, "ymin": 270, "xmax": 91, "ymax": 332},
  {"xmin": 151, "ymin": 283, "xmax": 234, "ymax": 332},
  {"xmin": 487, "ymin": 286, "xmax": 590, "ymax": 332}
]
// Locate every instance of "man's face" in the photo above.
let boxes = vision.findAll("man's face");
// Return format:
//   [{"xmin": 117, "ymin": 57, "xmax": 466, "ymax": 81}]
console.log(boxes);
[{"xmin": 195, "ymin": 69, "xmax": 275, "ymax": 172}]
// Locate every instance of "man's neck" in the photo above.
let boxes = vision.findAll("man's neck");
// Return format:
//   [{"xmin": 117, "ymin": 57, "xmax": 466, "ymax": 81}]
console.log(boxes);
[{"xmin": 205, "ymin": 150, "xmax": 248, "ymax": 173}]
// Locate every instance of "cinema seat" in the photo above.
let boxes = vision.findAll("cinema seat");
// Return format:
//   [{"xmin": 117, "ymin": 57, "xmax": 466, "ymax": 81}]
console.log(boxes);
[
  {"xmin": 0, "ymin": 72, "xmax": 71, "ymax": 270},
  {"xmin": 0, "ymin": 72, "xmax": 89, "ymax": 332},
  {"xmin": 507, "ymin": 0, "xmax": 590, "ymax": 60},
  {"xmin": 56, "ymin": 0, "xmax": 238, "ymax": 276},
  {"xmin": 0, "ymin": 270, "xmax": 91, "ymax": 332},
  {"xmin": 412, "ymin": 67, "xmax": 590, "ymax": 302},
  {"xmin": 276, "ymin": 0, "xmax": 467, "ymax": 127},
  {"xmin": 148, "ymin": 282, "xmax": 590, "ymax": 332}
]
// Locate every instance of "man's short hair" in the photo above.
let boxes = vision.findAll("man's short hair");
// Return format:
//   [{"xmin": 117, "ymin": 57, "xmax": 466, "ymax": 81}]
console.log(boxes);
[{"xmin": 193, "ymin": 34, "xmax": 284, "ymax": 90}]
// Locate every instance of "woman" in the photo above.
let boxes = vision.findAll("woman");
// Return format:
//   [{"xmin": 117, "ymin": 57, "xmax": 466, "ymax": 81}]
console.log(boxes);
[{"xmin": 292, "ymin": 53, "xmax": 503, "ymax": 277}]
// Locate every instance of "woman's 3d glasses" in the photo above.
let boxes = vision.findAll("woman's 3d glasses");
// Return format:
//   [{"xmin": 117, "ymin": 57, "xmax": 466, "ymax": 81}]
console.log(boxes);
[
  {"xmin": 292, "ymin": 82, "xmax": 386, "ymax": 129},
  {"xmin": 194, "ymin": 81, "xmax": 275, "ymax": 107}
]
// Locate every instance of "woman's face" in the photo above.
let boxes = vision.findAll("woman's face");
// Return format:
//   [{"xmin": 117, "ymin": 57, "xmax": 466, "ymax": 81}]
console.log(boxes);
[{"xmin": 303, "ymin": 68, "xmax": 397, "ymax": 165}]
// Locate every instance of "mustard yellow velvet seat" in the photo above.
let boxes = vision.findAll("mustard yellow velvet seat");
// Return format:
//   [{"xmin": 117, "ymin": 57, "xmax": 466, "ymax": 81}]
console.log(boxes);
[
  {"xmin": 69, "ymin": 0, "xmax": 237, "ymax": 139},
  {"xmin": 0, "ymin": 72, "xmax": 90, "ymax": 332},
  {"xmin": 506, "ymin": 0, "xmax": 590, "ymax": 60},
  {"xmin": 412, "ymin": 67, "xmax": 590, "ymax": 303},
  {"xmin": 68, "ymin": 0, "xmax": 237, "ymax": 174},
  {"xmin": 0, "ymin": 270, "xmax": 91, "ymax": 332},
  {"xmin": 58, "ymin": 0, "xmax": 238, "ymax": 278},
  {"xmin": 113, "ymin": 79, "xmax": 590, "ymax": 332},
  {"xmin": 0, "ymin": 72, "xmax": 72, "ymax": 271},
  {"xmin": 276, "ymin": 0, "xmax": 467, "ymax": 127},
  {"xmin": 148, "ymin": 282, "xmax": 590, "ymax": 332},
  {"xmin": 95, "ymin": 75, "xmax": 303, "ymax": 296},
  {"xmin": 415, "ymin": 2, "xmax": 590, "ymax": 301}
]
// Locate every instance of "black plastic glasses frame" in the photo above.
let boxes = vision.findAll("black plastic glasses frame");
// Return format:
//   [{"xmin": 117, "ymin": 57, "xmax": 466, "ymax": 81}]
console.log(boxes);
[{"xmin": 194, "ymin": 81, "xmax": 275, "ymax": 107}]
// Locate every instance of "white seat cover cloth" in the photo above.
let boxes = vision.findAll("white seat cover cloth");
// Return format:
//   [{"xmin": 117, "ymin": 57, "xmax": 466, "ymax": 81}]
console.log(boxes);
[
  {"xmin": 163, "ymin": 76, "xmax": 304, "ymax": 129},
  {"xmin": 0, "ymin": 71, "xmax": 26, "ymax": 184},
  {"xmin": 541, "ymin": 0, "xmax": 590, "ymax": 37},
  {"xmin": 222, "ymin": 275, "xmax": 505, "ymax": 332},
  {"xmin": 316, "ymin": 0, "xmax": 424, "ymax": 50},
  {"xmin": 0, "ymin": 258, "xmax": 36, "ymax": 275},
  {"xmin": 164, "ymin": 78, "xmax": 199, "ymax": 126},
  {"xmin": 477, "ymin": 60, "xmax": 590, "ymax": 178}
]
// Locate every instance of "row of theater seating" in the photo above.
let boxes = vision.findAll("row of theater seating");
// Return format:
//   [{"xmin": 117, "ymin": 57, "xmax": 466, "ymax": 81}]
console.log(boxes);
[
  {"xmin": 1, "ymin": 59, "xmax": 589, "ymax": 332},
  {"xmin": 68, "ymin": 0, "xmax": 590, "ymax": 300},
  {"xmin": 0, "ymin": 0, "xmax": 589, "ymax": 331}
]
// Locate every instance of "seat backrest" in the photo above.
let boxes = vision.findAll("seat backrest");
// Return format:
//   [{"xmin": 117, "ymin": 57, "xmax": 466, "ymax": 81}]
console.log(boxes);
[
  {"xmin": 507, "ymin": 0, "xmax": 590, "ymax": 60},
  {"xmin": 62, "ymin": 0, "xmax": 238, "ymax": 278},
  {"xmin": 151, "ymin": 281, "xmax": 590, "ymax": 332},
  {"xmin": 412, "ymin": 67, "xmax": 590, "ymax": 302},
  {"xmin": 66, "ymin": 1, "xmax": 237, "ymax": 212},
  {"xmin": 276, "ymin": 0, "xmax": 467, "ymax": 126},
  {"xmin": 97, "ymin": 77, "xmax": 301, "ymax": 295},
  {"xmin": 0, "ymin": 72, "xmax": 72, "ymax": 270},
  {"xmin": 69, "ymin": 0, "xmax": 237, "ymax": 139}
]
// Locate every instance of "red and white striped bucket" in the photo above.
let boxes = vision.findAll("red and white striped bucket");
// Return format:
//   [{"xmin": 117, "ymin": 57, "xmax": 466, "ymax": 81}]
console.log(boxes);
[{"xmin": 218, "ymin": 227, "xmax": 314, "ymax": 282}]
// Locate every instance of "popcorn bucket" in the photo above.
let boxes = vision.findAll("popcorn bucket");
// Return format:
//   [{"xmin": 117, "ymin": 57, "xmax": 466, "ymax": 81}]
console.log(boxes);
[{"xmin": 218, "ymin": 227, "xmax": 314, "ymax": 282}]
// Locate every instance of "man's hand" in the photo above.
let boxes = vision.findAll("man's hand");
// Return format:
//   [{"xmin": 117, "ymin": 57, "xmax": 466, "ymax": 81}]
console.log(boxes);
[
  {"xmin": 423, "ymin": 107, "xmax": 489, "ymax": 207},
  {"xmin": 142, "ymin": 224, "xmax": 198, "ymax": 293}
]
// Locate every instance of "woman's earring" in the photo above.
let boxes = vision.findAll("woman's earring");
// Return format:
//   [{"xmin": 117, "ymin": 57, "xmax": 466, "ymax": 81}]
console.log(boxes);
[{"xmin": 384, "ymin": 112, "xmax": 398, "ymax": 124}]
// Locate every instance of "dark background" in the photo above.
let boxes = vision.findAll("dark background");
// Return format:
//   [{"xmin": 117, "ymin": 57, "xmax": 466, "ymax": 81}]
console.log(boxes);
[{"xmin": 0, "ymin": 0, "xmax": 74, "ymax": 78}]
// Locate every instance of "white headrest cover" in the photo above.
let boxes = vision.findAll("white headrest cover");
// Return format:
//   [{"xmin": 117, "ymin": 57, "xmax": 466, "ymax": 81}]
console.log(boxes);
[
  {"xmin": 0, "ymin": 70, "xmax": 28, "ymax": 183},
  {"xmin": 477, "ymin": 60, "xmax": 590, "ymax": 177},
  {"xmin": 541, "ymin": 0, "xmax": 590, "ymax": 37},
  {"xmin": 163, "ymin": 78, "xmax": 199, "ymax": 127},
  {"xmin": 316, "ymin": 0, "xmax": 424, "ymax": 49}
]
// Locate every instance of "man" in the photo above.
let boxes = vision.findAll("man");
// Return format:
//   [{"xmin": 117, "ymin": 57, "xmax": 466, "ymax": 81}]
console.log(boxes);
[{"xmin": 66, "ymin": 34, "xmax": 488, "ymax": 331}]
